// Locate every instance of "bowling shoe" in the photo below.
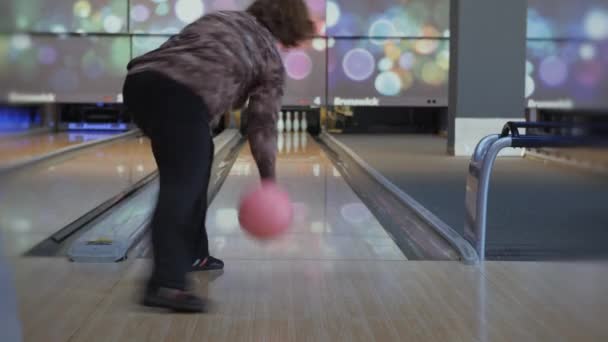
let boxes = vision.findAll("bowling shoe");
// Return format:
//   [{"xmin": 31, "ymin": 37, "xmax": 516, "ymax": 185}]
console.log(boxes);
[
  {"xmin": 142, "ymin": 286, "xmax": 206, "ymax": 313},
  {"xmin": 191, "ymin": 255, "xmax": 224, "ymax": 271}
]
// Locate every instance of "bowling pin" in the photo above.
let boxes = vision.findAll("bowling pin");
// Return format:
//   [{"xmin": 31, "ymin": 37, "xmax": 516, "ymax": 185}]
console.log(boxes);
[
  {"xmin": 286, "ymin": 132, "xmax": 292, "ymax": 154},
  {"xmin": 277, "ymin": 133, "xmax": 284, "ymax": 153},
  {"xmin": 293, "ymin": 112, "xmax": 300, "ymax": 132},
  {"xmin": 293, "ymin": 131, "xmax": 300, "ymax": 152},
  {"xmin": 301, "ymin": 112, "xmax": 308, "ymax": 132},
  {"xmin": 285, "ymin": 111, "xmax": 292, "ymax": 132},
  {"xmin": 277, "ymin": 111, "xmax": 284, "ymax": 133}
]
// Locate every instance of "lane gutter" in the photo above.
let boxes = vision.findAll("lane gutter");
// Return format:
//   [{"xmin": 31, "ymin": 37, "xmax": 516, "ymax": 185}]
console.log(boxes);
[
  {"xmin": 26, "ymin": 130, "xmax": 242, "ymax": 260},
  {"xmin": 320, "ymin": 132, "xmax": 478, "ymax": 264}
]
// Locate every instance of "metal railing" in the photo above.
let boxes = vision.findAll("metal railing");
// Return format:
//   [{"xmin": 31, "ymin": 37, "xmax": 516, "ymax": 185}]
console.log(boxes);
[{"xmin": 464, "ymin": 121, "xmax": 608, "ymax": 262}]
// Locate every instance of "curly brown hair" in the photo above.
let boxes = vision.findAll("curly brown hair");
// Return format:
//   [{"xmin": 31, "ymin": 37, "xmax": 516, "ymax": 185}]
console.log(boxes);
[{"xmin": 247, "ymin": 0, "xmax": 315, "ymax": 48}]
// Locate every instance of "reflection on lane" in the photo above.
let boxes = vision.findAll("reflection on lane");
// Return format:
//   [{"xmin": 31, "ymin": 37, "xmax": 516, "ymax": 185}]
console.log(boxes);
[
  {"xmin": 0, "ymin": 131, "xmax": 119, "ymax": 166},
  {"xmin": 206, "ymin": 132, "xmax": 406, "ymax": 261},
  {"xmin": 0, "ymin": 136, "xmax": 156, "ymax": 256}
]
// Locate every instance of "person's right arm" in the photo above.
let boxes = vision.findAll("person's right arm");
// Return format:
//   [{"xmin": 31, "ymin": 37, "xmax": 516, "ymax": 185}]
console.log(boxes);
[{"xmin": 243, "ymin": 65, "xmax": 284, "ymax": 181}]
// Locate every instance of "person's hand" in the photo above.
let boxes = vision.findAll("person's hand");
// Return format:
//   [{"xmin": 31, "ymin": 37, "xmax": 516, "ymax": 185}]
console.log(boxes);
[{"xmin": 261, "ymin": 178, "xmax": 276, "ymax": 186}]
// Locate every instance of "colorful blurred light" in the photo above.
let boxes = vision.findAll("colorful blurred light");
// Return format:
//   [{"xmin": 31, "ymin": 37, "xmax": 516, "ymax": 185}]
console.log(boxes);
[
  {"xmin": 74, "ymin": 1, "xmax": 92, "ymax": 19},
  {"xmin": 391, "ymin": 10, "xmax": 420, "ymax": 37},
  {"xmin": 132, "ymin": 36, "xmax": 169, "ymax": 58},
  {"xmin": 50, "ymin": 25, "xmax": 68, "ymax": 34},
  {"xmin": 110, "ymin": 38, "xmax": 130, "ymax": 71},
  {"xmin": 584, "ymin": 10, "xmax": 608, "ymax": 40},
  {"xmin": 326, "ymin": 1, "xmax": 340, "ymax": 28},
  {"xmin": 37, "ymin": 46, "xmax": 57, "ymax": 65},
  {"xmin": 175, "ymin": 0, "xmax": 205, "ymax": 24},
  {"xmin": 525, "ymin": 74, "xmax": 535, "ymax": 97},
  {"xmin": 312, "ymin": 38, "xmax": 327, "ymax": 51},
  {"xmin": 436, "ymin": 49, "xmax": 450, "ymax": 70},
  {"xmin": 384, "ymin": 42, "xmax": 401, "ymax": 61},
  {"xmin": 408, "ymin": 1, "xmax": 431, "ymax": 22},
  {"xmin": 528, "ymin": 1, "xmax": 608, "ymax": 40},
  {"xmin": 103, "ymin": 15, "xmax": 123, "ymax": 33},
  {"xmin": 528, "ymin": 40, "xmax": 557, "ymax": 59},
  {"xmin": 433, "ymin": 0, "xmax": 450, "ymax": 31},
  {"xmin": 340, "ymin": 203, "xmax": 373, "ymax": 224},
  {"xmin": 527, "ymin": 9, "xmax": 554, "ymax": 38},
  {"xmin": 539, "ymin": 56, "xmax": 568, "ymax": 86},
  {"xmin": 579, "ymin": 44, "xmax": 596, "ymax": 61},
  {"xmin": 284, "ymin": 51, "xmax": 313, "ymax": 80},
  {"xmin": 307, "ymin": 0, "xmax": 326, "ymax": 14},
  {"xmin": 375, "ymin": 71, "xmax": 402, "ymax": 96},
  {"xmin": 398, "ymin": 69, "xmax": 415, "ymax": 91},
  {"xmin": 156, "ymin": 2, "xmax": 170, "ymax": 16},
  {"xmin": 421, "ymin": 62, "xmax": 446, "ymax": 86},
  {"xmin": 161, "ymin": 27, "xmax": 179, "ymax": 34},
  {"xmin": 576, "ymin": 61, "xmax": 603, "ymax": 87},
  {"xmin": 526, "ymin": 60, "xmax": 534, "ymax": 75},
  {"xmin": 328, "ymin": 38, "xmax": 336, "ymax": 48},
  {"xmin": 212, "ymin": 0, "xmax": 240, "ymax": 11},
  {"xmin": 327, "ymin": 0, "xmax": 448, "ymax": 37},
  {"xmin": 369, "ymin": 19, "xmax": 397, "ymax": 38},
  {"xmin": 10, "ymin": 35, "xmax": 31, "ymax": 52},
  {"xmin": 318, "ymin": 22, "xmax": 327, "ymax": 35},
  {"xmin": 414, "ymin": 40, "xmax": 440, "ymax": 55},
  {"xmin": 399, "ymin": 52, "xmax": 415, "ymax": 70},
  {"xmin": 16, "ymin": 16, "xmax": 29, "ymax": 30},
  {"xmin": 131, "ymin": 4, "xmax": 151, "ymax": 23},
  {"xmin": 342, "ymin": 48, "xmax": 375, "ymax": 81},
  {"xmin": 421, "ymin": 25, "xmax": 440, "ymax": 37},
  {"xmin": 378, "ymin": 57, "xmax": 393, "ymax": 72}
]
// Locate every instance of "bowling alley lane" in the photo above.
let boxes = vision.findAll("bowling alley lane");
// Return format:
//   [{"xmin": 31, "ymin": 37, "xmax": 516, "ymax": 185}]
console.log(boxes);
[
  {"xmin": 205, "ymin": 132, "xmax": 407, "ymax": 261},
  {"xmin": 0, "ymin": 135, "xmax": 156, "ymax": 256},
  {"xmin": 7, "ymin": 133, "xmax": 608, "ymax": 342},
  {"xmin": 0, "ymin": 131, "xmax": 120, "ymax": 167}
]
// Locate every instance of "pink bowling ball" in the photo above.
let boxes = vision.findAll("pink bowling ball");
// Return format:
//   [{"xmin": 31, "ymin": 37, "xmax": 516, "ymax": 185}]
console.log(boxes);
[{"xmin": 238, "ymin": 181, "xmax": 293, "ymax": 239}]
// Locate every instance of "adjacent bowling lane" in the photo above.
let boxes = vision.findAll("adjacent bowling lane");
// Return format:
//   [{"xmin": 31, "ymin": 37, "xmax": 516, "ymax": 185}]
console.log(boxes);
[
  {"xmin": 205, "ymin": 132, "xmax": 406, "ymax": 261},
  {"xmin": 0, "ymin": 131, "xmax": 119, "ymax": 167},
  {"xmin": 0, "ymin": 135, "xmax": 156, "ymax": 256}
]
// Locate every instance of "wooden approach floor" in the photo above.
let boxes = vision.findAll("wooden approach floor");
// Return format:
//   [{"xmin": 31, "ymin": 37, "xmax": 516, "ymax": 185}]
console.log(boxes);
[{"xmin": 12, "ymin": 258, "xmax": 608, "ymax": 342}]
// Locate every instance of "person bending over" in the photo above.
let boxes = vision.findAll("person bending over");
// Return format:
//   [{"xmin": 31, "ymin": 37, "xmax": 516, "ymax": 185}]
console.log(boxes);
[{"xmin": 123, "ymin": 0, "xmax": 314, "ymax": 312}]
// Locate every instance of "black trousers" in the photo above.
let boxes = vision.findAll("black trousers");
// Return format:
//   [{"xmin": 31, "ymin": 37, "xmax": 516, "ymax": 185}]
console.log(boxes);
[{"xmin": 123, "ymin": 71, "xmax": 214, "ymax": 290}]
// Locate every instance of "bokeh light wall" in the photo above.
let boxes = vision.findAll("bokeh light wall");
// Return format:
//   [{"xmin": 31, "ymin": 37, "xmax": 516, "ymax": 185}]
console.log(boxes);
[
  {"xmin": 280, "ymin": 40, "xmax": 327, "ymax": 106},
  {"xmin": 0, "ymin": 35, "xmax": 129, "ymax": 103},
  {"xmin": 326, "ymin": 0, "xmax": 450, "ymax": 38},
  {"xmin": 526, "ymin": 0, "xmax": 608, "ymax": 109},
  {"xmin": 326, "ymin": 0, "xmax": 449, "ymax": 106},
  {"xmin": 527, "ymin": 0, "xmax": 608, "ymax": 40},
  {"xmin": 526, "ymin": 40, "xmax": 608, "ymax": 109},
  {"xmin": 0, "ymin": 0, "xmax": 607, "ymax": 109},
  {"xmin": 0, "ymin": 0, "xmax": 128, "ymax": 34},
  {"xmin": 2, "ymin": 0, "xmax": 604, "ymax": 40},
  {"xmin": 129, "ymin": 0, "xmax": 326, "ymax": 35},
  {"xmin": 328, "ymin": 39, "xmax": 449, "ymax": 106}
]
